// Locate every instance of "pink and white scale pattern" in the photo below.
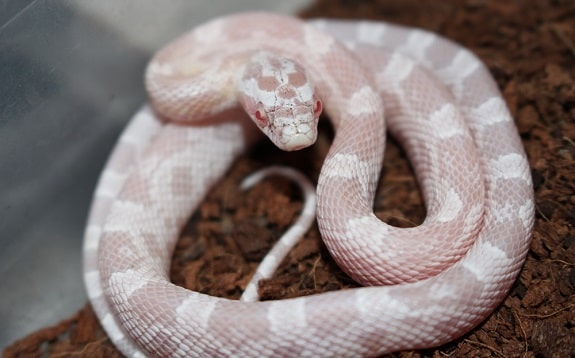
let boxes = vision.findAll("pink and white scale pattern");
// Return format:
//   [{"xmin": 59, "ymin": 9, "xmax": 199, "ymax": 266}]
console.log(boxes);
[{"xmin": 83, "ymin": 12, "xmax": 534, "ymax": 357}]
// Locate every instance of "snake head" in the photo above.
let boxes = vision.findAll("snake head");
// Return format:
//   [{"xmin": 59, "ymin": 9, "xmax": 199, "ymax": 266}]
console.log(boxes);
[{"xmin": 238, "ymin": 52, "xmax": 322, "ymax": 151}]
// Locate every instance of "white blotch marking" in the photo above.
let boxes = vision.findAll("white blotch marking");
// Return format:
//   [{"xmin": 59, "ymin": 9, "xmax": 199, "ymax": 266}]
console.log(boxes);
[
  {"xmin": 490, "ymin": 153, "xmax": 530, "ymax": 182},
  {"xmin": 471, "ymin": 97, "xmax": 512, "ymax": 126},
  {"xmin": 84, "ymin": 270, "xmax": 102, "ymax": 298},
  {"xmin": 356, "ymin": 22, "xmax": 386, "ymax": 45},
  {"xmin": 304, "ymin": 25, "xmax": 335, "ymax": 55},
  {"xmin": 348, "ymin": 86, "xmax": 380, "ymax": 116},
  {"xmin": 518, "ymin": 200, "xmax": 535, "ymax": 231},
  {"xmin": 442, "ymin": 49, "xmax": 480, "ymax": 80},
  {"xmin": 343, "ymin": 40, "xmax": 356, "ymax": 51},
  {"xmin": 345, "ymin": 215, "xmax": 387, "ymax": 251},
  {"xmin": 356, "ymin": 289, "xmax": 413, "ymax": 318},
  {"xmin": 434, "ymin": 280, "xmax": 459, "ymax": 300},
  {"xmin": 323, "ymin": 153, "xmax": 371, "ymax": 197},
  {"xmin": 133, "ymin": 351, "xmax": 147, "ymax": 358},
  {"xmin": 403, "ymin": 29, "xmax": 436, "ymax": 62},
  {"xmin": 125, "ymin": 106, "xmax": 162, "ymax": 141},
  {"xmin": 109, "ymin": 269, "xmax": 147, "ymax": 298},
  {"xmin": 102, "ymin": 313, "xmax": 125, "ymax": 342},
  {"xmin": 436, "ymin": 188, "xmax": 463, "ymax": 222},
  {"xmin": 147, "ymin": 61, "xmax": 175, "ymax": 76},
  {"xmin": 438, "ymin": 49, "xmax": 480, "ymax": 100},
  {"xmin": 84, "ymin": 225, "xmax": 102, "ymax": 251},
  {"xmin": 96, "ymin": 169, "xmax": 127, "ymax": 198},
  {"xmin": 464, "ymin": 203, "xmax": 484, "ymax": 228},
  {"xmin": 268, "ymin": 299, "xmax": 307, "ymax": 334},
  {"xmin": 105, "ymin": 201, "xmax": 147, "ymax": 233},
  {"xmin": 309, "ymin": 19, "xmax": 327, "ymax": 31},
  {"xmin": 428, "ymin": 103, "xmax": 465, "ymax": 139},
  {"xmin": 382, "ymin": 53, "xmax": 415, "ymax": 84},
  {"xmin": 238, "ymin": 77, "xmax": 274, "ymax": 108},
  {"xmin": 121, "ymin": 131, "xmax": 149, "ymax": 148},
  {"xmin": 176, "ymin": 294, "xmax": 217, "ymax": 330},
  {"xmin": 194, "ymin": 18, "xmax": 224, "ymax": 44},
  {"xmin": 462, "ymin": 241, "xmax": 510, "ymax": 282}
]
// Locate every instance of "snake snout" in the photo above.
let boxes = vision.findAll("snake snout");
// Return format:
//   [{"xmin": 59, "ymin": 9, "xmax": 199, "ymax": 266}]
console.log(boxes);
[{"xmin": 283, "ymin": 131, "xmax": 317, "ymax": 151}]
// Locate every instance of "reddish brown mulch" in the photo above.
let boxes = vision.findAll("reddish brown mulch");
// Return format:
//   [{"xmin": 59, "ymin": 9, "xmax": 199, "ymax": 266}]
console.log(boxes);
[{"xmin": 4, "ymin": 0, "xmax": 575, "ymax": 357}]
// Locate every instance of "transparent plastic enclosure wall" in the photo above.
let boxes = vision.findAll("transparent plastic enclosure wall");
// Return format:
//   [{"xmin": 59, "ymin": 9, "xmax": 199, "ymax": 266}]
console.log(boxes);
[{"xmin": 0, "ymin": 0, "xmax": 310, "ymax": 349}]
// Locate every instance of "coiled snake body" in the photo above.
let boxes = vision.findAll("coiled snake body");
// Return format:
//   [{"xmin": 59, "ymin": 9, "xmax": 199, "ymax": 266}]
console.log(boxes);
[{"xmin": 83, "ymin": 12, "xmax": 534, "ymax": 357}]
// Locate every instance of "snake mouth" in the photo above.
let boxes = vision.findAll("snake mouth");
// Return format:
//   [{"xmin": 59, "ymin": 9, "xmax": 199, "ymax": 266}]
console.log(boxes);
[{"xmin": 282, "ymin": 131, "xmax": 317, "ymax": 151}]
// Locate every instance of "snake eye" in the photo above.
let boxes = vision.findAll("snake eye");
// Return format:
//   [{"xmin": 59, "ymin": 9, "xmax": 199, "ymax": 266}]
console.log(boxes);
[
  {"xmin": 253, "ymin": 102, "xmax": 269, "ymax": 127},
  {"xmin": 313, "ymin": 100, "xmax": 322, "ymax": 117}
]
